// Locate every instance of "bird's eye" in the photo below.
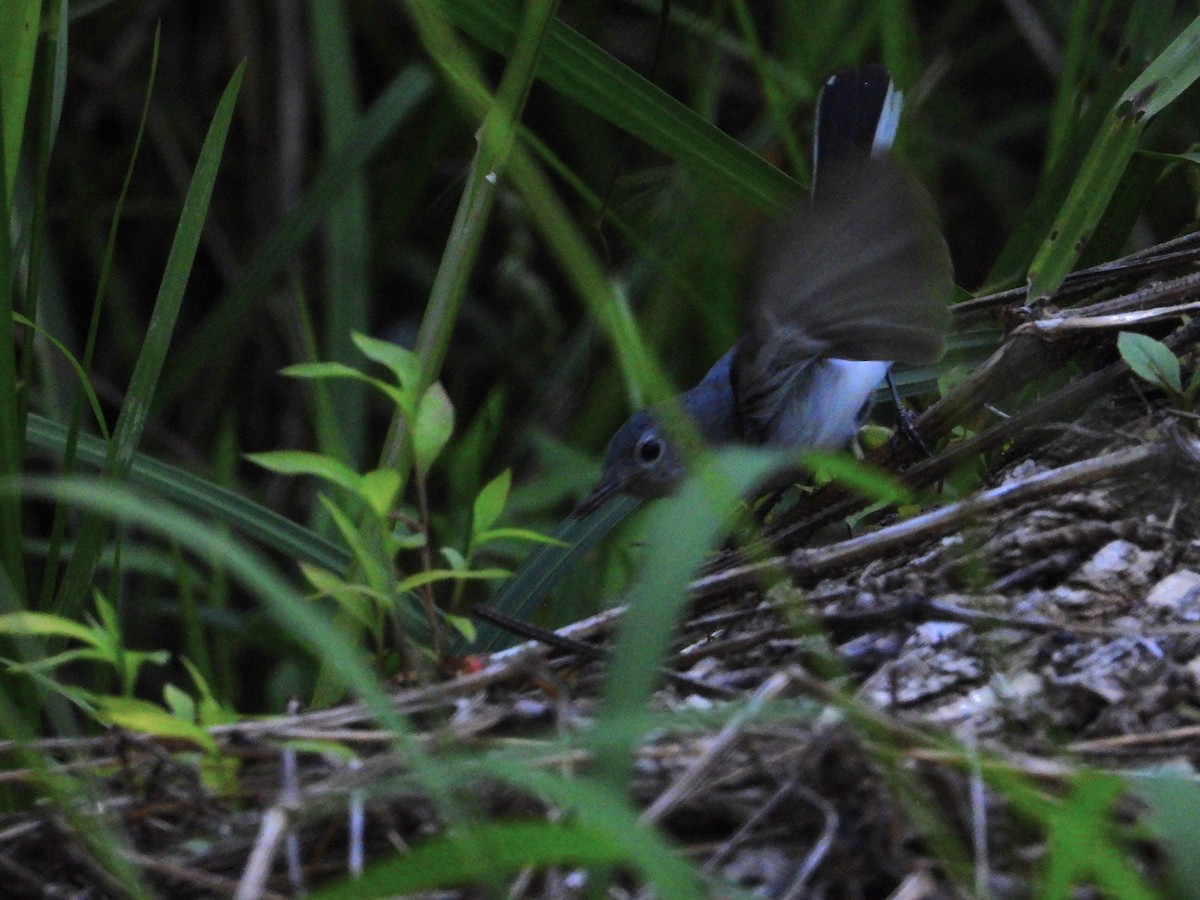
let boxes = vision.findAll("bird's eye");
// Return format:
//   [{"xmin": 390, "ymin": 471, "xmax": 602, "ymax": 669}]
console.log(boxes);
[{"xmin": 636, "ymin": 434, "xmax": 663, "ymax": 466}]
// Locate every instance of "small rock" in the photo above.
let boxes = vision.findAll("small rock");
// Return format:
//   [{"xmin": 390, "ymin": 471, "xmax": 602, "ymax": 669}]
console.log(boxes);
[
  {"xmin": 1068, "ymin": 540, "xmax": 1159, "ymax": 598},
  {"xmin": 1145, "ymin": 570, "xmax": 1200, "ymax": 611},
  {"xmin": 1049, "ymin": 585, "xmax": 1102, "ymax": 610}
]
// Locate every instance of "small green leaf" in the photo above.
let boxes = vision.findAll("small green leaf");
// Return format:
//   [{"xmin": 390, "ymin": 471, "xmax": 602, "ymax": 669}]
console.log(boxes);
[
  {"xmin": 280, "ymin": 361, "xmax": 365, "ymax": 380},
  {"xmin": 318, "ymin": 495, "xmax": 390, "ymax": 590},
  {"xmin": 799, "ymin": 452, "xmax": 915, "ymax": 505},
  {"xmin": 473, "ymin": 526, "xmax": 567, "ymax": 547},
  {"xmin": 6, "ymin": 648, "xmax": 102, "ymax": 674},
  {"xmin": 0, "ymin": 611, "xmax": 102, "ymax": 647},
  {"xmin": 96, "ymin": 696, "xmax": 217, "ymax": 754},
  {"xmin": 441, "ymin": 546, "xmax": 468, "ymax": 571},
  {"xmin": 299, "ymin": 562, "xmax": 346, "ymax": 595},
  {"xmin": 1118, "ymin": 331, "xmax": 1182, "ymax": 393},
  {"xmin": 357, "ymin": 468, "xmax": 402, "ymax": 518},
  {"xmin": 301, "ymin": 563, "xmax": 380, "ymax": 629},
  {"xmin": 445, "ymin": 613, "xmax": 476, "ymax": 643},
  {"xmin": 163, "ymin": 683, "xmax": 197, "ymax": 722},
  {"xmin": 472, "ymin": 469, "xmax": 511, "ymax": 538},
  {"xmin": 246, "ymin": 450, "xmax": 361, "ymax": 493},
  {"xmin": 392, "ymin": 527, "xmax": 427, "ymax": 550},
  {"xmin": 395, "ymin": 568, "xmax": 508, "ymax": 594},
  {"xmin": 352, "ymin": 332, "xmax": 420, "ymax": 390},
  {"xmin": 413, "ymin": 383, "xmax": 455, "ymax": 477}
]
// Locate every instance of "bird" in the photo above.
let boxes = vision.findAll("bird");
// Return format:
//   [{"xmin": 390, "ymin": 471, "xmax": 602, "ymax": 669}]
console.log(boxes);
[{"xmin": 576, "ymin": 64, "xmax": 954, "ymax": 515}]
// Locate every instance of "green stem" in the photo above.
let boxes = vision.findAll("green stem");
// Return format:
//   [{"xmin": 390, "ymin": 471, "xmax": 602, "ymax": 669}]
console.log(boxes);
[{"xmin": 382, "ymin": 0, "xmax": 563, "ymax": 476}]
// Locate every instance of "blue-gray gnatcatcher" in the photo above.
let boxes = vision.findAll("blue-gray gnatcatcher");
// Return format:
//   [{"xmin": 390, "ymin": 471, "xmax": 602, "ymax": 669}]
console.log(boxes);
[{"xmin": 577, "ymin": 65, "xmax": 954, "ymax": 515}]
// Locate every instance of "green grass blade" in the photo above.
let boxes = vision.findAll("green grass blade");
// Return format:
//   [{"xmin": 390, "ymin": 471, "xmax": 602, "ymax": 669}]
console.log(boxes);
[
  {"xmin": 0, "ymin": 0, "xmax": 41, "ymax": 199},
  {"xmin": 1123, "ymin": 12, "xmax": 1200, "ymax": 119},
  {"xmin": 0, "ymin": 54, "xmax": 27, "ymax": 601},
  {"xmin": 26, "ymin": 414, "xmax": 349, "ymax": 573},
  {"xmin": 160, "ymin": 64, "xmax": 435, "ymax": 410},
  {"xmin": 11, "ymin": 478, "xmax": 455, "ymax": 801},
  {"xmin": 40, "ymin": 24, "xmax": 156, "ymax": 611},
  {"xmin": 1042, "ymin": 0, "xmax": 1116, "ymax": 176},
  {"xmin": 474, "ymin": 494, "xmax": 641, "ymax": 651},
  {"xmin": 312, "ymin": 804, "xmax": 697, "ymax": 897},
  {"xmin": 53, "ymin": 64, "xmax": 246, "ymax": 617},
  {"xmin": 441, "ymin": 0, "xmax": 800, "ymax": 211},
  {"xmin": 591, "ymin": 449, "xmax": 781, "ymax": 790},
  {"xmin": 16, "ymin": 0, "xmax": 68, "ymax": 434},
  {"xmin": 1026, "ymin": 110, "xmax": 1143, "ymax": 300},
  {"xmin": 1028, "ymin": 13, "xmax": 1200, "ymax": 300},
  {"xmin": 381, "ymin": 0, "xmax": 560, "ymax": 472},
  {"xmin": 308, "ymin": 0, "xmax": 371, "ymax": 469}
]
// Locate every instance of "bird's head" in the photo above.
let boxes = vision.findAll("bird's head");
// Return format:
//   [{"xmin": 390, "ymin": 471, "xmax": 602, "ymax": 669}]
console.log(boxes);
[{"xmin": 575, "ymin": 409, "xmax": 686, "ymax": 515}]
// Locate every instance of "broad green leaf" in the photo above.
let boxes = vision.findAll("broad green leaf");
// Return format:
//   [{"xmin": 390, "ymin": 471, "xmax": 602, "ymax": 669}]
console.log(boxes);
[
  {"xmin": 281, "ymin": 738, "xmax": 359, "ymax": 761},
  {"xmin": 246, "ymin": 450, "xmax": 361, "ymax": 493},
  {"xmin": 162, "ymin": 683, "xmax": 196, "ymax": 722},
  {"xmin": 1126, "ymin": 769, "xmax": 1200, "ymax": 899},
  {"xmin": 318, "ymin": 495, "xmax": 391, "ymax": 592},
  {"xmin": 309, "ymin": 0, "xmax": 373, "ymax": 469},
  {"xmin": 413, "ymin": 383, "xmax": 455, "ymax": 477},
  {"xmin": 592, "ymin": 447, "xmax": 786, "ymax": 791},
  {"xmin": 392, "ymin": 527, "xmax": 427, "ymax": 550},
  {"xmin": 300, "ymin": 562, "xmax": 348, "ymax": 596},
  {"xmin": 1027, "ymin": 111, "xmax": 1143, "ymax": 300},
  {"xmin": 445, "ymin": 613, "xmax": 476, "ymax": 643},
  {"xmin": 1122, "ymin": 14, "xmax": 1200, "ymax": 119},
  {"xmin": 6, "ymin": 647, "xmax": 102, "ymax": 674},
  {"xmin": 440, "ymin": 546, "xmax": 468, "ymax": 571},
  {"xmin": 472, "ymin": 469, "xmax": 511, "ymax": 538},
  {"xmin": 1118, "ymin": 331, "xmax": 1182, "ymax": 393}
]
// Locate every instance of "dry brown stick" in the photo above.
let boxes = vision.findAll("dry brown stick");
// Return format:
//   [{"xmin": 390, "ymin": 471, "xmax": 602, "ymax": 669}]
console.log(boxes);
[
  {"xmin": 1027, "ymin": 295, "xmax": 1200, "ymax": 337},
  {"xmin": 693, "ymin": 438, "xmax": 1179, "ymax": 600},
  {"xmin": 133, "ymin": 851, "xmax": 289, "ymax": 900},
  {"xmin": 641, "ymin": 669, "xmax": 795, "ymax": 824},
  {"xmin": 950, "ymin": 230, "xmax": 1200, "ymax": 326},
  {"xmin": 779, "ymin": 782, "xmax": 839, "ymax": 899},
  {"xmin": 765, "ymin": 314, "xmax": 1200, "ymax": 553},
  {"xmin": 1067, "ymin": 725, "xmax": 1200, "ymax": 754},
  {"xmin": 235, "ymin": 805, "xmax": 294, "ymax": 900}
]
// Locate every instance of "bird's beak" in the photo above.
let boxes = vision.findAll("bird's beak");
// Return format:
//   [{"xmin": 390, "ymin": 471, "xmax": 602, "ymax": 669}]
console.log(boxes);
[{"xmin": 573, "ymin": 477, "xmax": 621, "ymax": 518}]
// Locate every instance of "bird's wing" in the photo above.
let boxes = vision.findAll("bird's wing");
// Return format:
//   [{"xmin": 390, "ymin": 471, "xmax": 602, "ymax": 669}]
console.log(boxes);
[{"xmin": 732, "ymin": 158, "xmax": 954, "ymax": 441}]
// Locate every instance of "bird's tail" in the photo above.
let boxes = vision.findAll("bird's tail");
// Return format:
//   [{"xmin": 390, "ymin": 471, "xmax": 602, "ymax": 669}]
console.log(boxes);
[{"xmin": 812, "ymin": 64, "xmax": 901, "ymax": 193}]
